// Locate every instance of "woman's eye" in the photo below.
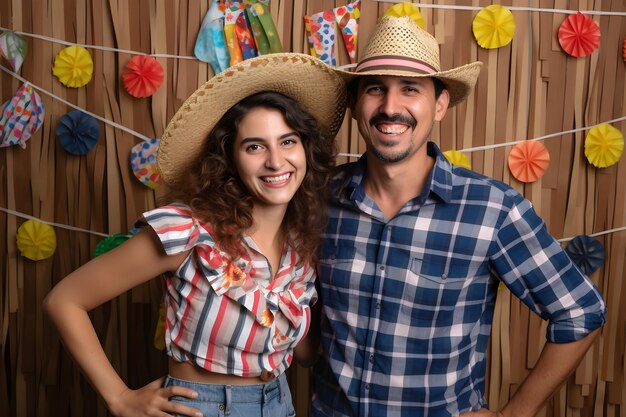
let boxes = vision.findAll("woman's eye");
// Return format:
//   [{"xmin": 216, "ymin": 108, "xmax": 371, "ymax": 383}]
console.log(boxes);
[{"xmin": 246, "ymin": 144, "xmax": 263, "ymax": 152}]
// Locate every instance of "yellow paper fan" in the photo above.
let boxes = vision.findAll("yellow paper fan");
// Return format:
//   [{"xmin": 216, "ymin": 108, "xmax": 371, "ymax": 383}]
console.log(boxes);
[
  {"xmin": 383, "ymin": 2, "xmax": 425, "ymax": 29},
  {"xmin": 585, "ymin": 124, "xmax": 624, "ymax": 168},
  {"xmin": 16, "ymin": 219, "xmax": 57, "ymax": 261},
  {"xmin": 443, "ymin": 150, "xmax": 471, "ymax": 170},
  {"xmin": 52, "ymin": 45, "xmax": 93, "ymax": 88},
  {"xmin": 472, "ymin": 5, "xmax": 516, "ymax": 49}
]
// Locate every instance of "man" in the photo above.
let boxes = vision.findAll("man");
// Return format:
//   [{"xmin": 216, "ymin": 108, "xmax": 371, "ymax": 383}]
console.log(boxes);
[{"xmin": 311, "ymin": 15, "xmax": 606, "ymax": 417}]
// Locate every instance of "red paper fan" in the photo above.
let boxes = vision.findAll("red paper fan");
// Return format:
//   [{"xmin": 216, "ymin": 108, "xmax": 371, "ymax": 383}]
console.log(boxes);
[
  {"xmin": 508, "ymin": 140, "xmax": 550, "ymax": 183},
  {"xmin": 558, "ymin": 12, "xmax": 600, "ymax": 58},
  {"xmin": 122, "ymin": 56, "xmax": 164, "ymax": 98}
]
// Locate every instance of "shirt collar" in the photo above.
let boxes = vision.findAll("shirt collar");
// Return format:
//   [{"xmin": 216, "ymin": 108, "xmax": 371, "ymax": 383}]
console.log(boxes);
[{"xmin": 335, "ymin": 141, "xmax": 454, "ymax": 205}]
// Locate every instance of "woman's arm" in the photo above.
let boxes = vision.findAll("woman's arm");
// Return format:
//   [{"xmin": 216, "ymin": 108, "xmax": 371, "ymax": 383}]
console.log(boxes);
[{"xmin": 43, "ymin": 229, "xmax": 201, "ymax": 417}]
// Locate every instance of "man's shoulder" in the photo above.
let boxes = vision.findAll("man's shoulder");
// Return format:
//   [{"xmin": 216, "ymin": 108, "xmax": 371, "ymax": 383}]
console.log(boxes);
[{"xmin": 445, "ymin": 163, "xmax": 524, "ymax": 205}]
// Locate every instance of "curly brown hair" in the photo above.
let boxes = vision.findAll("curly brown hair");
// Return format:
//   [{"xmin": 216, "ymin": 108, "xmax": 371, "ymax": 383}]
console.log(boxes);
[{"xmin": 164, "ymin": 91, "xmax": 337, "ymax": 264}]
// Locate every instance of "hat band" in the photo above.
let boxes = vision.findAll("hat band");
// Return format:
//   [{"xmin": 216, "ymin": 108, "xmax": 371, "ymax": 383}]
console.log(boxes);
[{"xmin": 355, "ymin": 56, "xmax": 438, "ymax": 75}]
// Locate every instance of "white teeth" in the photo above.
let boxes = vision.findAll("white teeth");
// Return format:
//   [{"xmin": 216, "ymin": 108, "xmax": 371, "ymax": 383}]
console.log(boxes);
[
  {"xmin": 262, "ymin": 173, "xmax": 290, "ymax": 183},
  {"xmin": 379, "ymin": 125, "xmax": 408, "ymax": 134}
]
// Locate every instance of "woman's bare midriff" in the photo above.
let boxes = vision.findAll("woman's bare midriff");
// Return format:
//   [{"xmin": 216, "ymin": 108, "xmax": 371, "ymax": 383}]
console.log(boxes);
[{"xmin": 168, "ymin": 358, "xmax": 275, "ymax": 385}]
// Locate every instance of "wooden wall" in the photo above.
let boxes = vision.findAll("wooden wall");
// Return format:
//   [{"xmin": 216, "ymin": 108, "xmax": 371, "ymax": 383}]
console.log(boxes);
[{"xmin": 0, "ymin": 1, "xmax": 624, "ymax": 416}]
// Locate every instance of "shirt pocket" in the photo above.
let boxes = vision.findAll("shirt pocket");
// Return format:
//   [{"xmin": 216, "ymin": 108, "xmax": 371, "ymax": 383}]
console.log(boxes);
[{"xmin": 318, "ymin": 241, "xmax": 357, "ymax": 305}]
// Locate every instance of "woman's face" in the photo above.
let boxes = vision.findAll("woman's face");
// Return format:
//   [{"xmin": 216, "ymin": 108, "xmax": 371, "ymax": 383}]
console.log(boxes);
[{"xmin": 233, "ymin": 107, "xmax": 307, "ymax": 210}]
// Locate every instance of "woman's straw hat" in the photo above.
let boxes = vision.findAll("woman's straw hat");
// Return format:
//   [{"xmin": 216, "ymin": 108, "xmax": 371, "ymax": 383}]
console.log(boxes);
[
  {"xmin": 336, "ymin": 16, "xmax": 482, "ymax": 107},
  {"xmin": 158, "ymin": 53, "xmax": 347, "ymax": 185}
]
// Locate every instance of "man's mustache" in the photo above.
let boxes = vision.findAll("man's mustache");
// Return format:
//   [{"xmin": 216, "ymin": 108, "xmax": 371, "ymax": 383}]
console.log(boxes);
[{"xmin": 369, "ymin": 113, "xmax": 417, "ymax": 129}]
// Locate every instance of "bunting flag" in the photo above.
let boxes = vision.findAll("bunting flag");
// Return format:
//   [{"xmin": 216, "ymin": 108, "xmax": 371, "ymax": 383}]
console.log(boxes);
[
  {"xmin": 225, "ymin": 1, "xmax": 245, "ymax": 66},
  {"xmin": 246, "ymin": 0, "xmax": 282, "ymax": 54},
  {"xmin": 333, "ymin": 0, "xmax": 361, "ymax": 64},
  {"xmin": 194, "ymin": 0, "xmax": 230, "ymax": 74},
  {"xmin": 0, "ymin": 31, "xmax": 28, "ymax": 72},
  {"xmin": 0, "ymin": 83, "xmax": 44, "ymax": 148},
  {"xmin": 304, "ymin": 10, "xmax": 336, "ymax": 66},
  {"xmin": 235, "ymin": 4, "xmax": 257, "ymax": 59}
]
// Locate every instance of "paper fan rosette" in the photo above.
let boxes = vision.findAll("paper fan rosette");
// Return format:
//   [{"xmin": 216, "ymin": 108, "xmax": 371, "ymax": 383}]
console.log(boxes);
[
  {"xmin": 94, "ymin": 233, "xmax": 131, "ymax": 258},
  {"xmin": 56, "ymin": 110, "xmax": 100, "ymax": 155},
  {"xmin": 122, "ymin": 55, "xmax": 164, "ymax": 98},
  {"xmin": 443, "ymin": 150, "xmax": 471, "ymax": 170},
  {"xmin": 382, "ymin": 2, "xmax": 424, "ymax": 29},
  {"xmin": 565, "ymin": 235, "xmax": 605, "ymax": 275},
  {"xmin": 16, "ymin": 219, "xmax": 56, "ymax": 261},
  {"xmin": 558, "ymin": 12, "xmax": 600, "ymax": 58},
  {"xmin": 584, "ymin": 124, "xmax": 624, "ymax": 168},
  {"xmin": 508, "ymin": 140, "xmax": 550, "ymax": 183},
  {"xmin": 52, "ymin": 45, "xmax": 93, "ymax": 87},
  {"xmin": 0, "ymin": 83, "xmax": 45, "ymax": 148},
  {"xmin": 130, "ymin": 138, "xmax": 162, "ymax": 189},
  {"xmin": 472, "ymin": 5, "xmax": 516, "ymax": 49}
]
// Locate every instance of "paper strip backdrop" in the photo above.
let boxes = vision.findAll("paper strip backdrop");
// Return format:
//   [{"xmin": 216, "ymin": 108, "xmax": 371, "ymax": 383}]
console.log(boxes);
[
  {"xmin": 122, "ymin": 55, "xmax": 164, "ymax": 98},
  {"xmin": 195, "ymin": 0, "xmax": 230, "ymax": 74},
  {"xmin": 584, "ymin": 123, "xmax": 624, "ymax": 168},
  {"xmin": 507, "ymin": 140, "xmax": 550, "ymax": 183},
  {"xmin": 55, "ymin": 110, "xmax": 100, "ymax": 155},
  {"xmin": 0, "ymin": 83, "xmax": 44, "ymax": 149},
  {"xmin": 472, "ymin": 5, "xmax": 516, "ymax": 49},
  {"xmin": 333, "ymin": 0, "xmax": 361, "ymax": 64},
  {"xmin": 0, "ymin": 31, "xmax": 27, "ymax": 72},
  {"xmin": 443, "ymin": 149, "xmax": 471, "ymax": 170},
  {"xmin": 565, "ymin": 235, "xmax": 605, "ymax": 275},
  {"xmin": 16, "ymin": 219, "xmax": 57, "ymax": 261},
  {"xmin": 305, "ymin": 10, "xmax": 337, "ymax": 66},
  {"xmin": 94, "ymin": 233, "xmax": 131, "ymax": 257},
  {"xmin": 622, "ymin": 37, "xmax": 625, "ymax": 61},
  {"xmin": 225, "ymin": 2, "xmax": 245, "ymax": 66},
  {"xmin": 130, "ymin": 138, "xmax": 162, "ymax": 189},
  {"xmin": 246, "ymin": 0, "xmax": 282, "ymax": 53},
  {"xmin": 558, "ymin": 12, "xmax": 600, "ymax": 58},
  {"xmin": 52, "ymin": 45, "xmax": 93, "ymax": 87},
  {"xmin": 382, "ymin": 2, "xmax": 424, "ymax": 29},
  {"xmin": 234, "ymin": 3, "xmax": 257, "ymax": 60}
]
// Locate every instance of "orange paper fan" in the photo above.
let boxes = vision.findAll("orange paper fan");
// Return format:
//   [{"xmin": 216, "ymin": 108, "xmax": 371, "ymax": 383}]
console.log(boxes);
[
  {"xmin": 508, "ymin": 141, "xmax": 550, "ymax": 183},
  {"xmin": 558, "ymin": 12, "xmax": 600, "ymax": 58},
  {"xmin": 122, "ymin": 56, "xmax": 164, "ymax": 98}
]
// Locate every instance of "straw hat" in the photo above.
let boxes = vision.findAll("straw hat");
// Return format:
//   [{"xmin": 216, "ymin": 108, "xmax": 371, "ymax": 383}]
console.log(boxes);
[
  {"xmin": 158, "ymin": 53, "xmax": 347, "ymax": 185},
  {"xmin": 336, "ymin": 16, "xmax": 482, "ymax": 107}
]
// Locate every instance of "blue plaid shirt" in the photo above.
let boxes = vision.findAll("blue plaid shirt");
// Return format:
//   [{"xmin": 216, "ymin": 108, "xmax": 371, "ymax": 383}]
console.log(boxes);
[{"xmin": 311, "ymin": 142, "xmax": 606, "ymax": 417}]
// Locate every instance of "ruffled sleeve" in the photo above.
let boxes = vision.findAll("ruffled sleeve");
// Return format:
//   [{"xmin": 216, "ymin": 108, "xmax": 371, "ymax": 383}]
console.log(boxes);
[{"xmin": 142, "ymin": 204, "xmax": 208, "ymax": 255}]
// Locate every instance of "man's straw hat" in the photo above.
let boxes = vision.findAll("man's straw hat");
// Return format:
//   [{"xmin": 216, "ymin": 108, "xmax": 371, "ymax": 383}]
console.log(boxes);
[
  {"xmin": 336, "ymin": 16, "xmax": 482, "ymax": 107},
  {"xmin": 158, "ymin": 53, "xmax": 347, "ymax": 185}
]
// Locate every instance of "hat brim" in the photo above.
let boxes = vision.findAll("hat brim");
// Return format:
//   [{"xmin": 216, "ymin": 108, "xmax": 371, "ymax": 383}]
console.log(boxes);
[
  {"xmin": 335, "ymin": 61, "xmax": 482, "ymax": 107},
  {"xmin": 158, "ymin": 53, "xmax": 347, "ymax": 185}
]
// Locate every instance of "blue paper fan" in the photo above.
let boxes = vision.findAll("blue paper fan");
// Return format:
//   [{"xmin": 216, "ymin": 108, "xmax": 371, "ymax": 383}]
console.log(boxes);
[
  {"xmin": 565, "ymin": 235, "xmax": 605, "ymax": 275},
  {"xmin": 56, "ymin": 110, "xmax": 100, "ymax": 155}
]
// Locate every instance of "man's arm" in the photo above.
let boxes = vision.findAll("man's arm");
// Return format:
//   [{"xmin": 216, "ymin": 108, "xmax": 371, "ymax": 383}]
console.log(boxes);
[{"xmin": 461, "ymin": 329, "xmax": 600, "ymax": 417}]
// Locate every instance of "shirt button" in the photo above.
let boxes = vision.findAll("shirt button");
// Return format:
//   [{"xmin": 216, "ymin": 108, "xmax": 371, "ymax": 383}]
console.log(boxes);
[
  {"xmin": 376, "ymin": 301, "xmax": 382, "ymax": 309},
  {"xmin": 441, "ymin": 273, "xmax": 447, "ymax": 280},
  {"xmin": 365, "ymin": 383, "xmax": 371, "ymax": 390},
  {"xmin": 379, "ymin": 265, "xmax": 385, "ymax": 271},
  {"xmin": 369, "ymin": 354, "xmax": 374, "ymax": 363}
]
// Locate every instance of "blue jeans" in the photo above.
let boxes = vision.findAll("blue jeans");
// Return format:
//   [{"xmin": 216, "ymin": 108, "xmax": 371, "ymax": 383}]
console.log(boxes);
[{"xmin": 164, "ymin": 373, "xmax": 296, "ymax": 417}]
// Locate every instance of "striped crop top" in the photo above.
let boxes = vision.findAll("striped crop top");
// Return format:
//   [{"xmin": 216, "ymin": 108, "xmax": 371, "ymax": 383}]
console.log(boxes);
[{"xmin": 143, "ymin": 204, "xmax": 317, "ymax": 377}]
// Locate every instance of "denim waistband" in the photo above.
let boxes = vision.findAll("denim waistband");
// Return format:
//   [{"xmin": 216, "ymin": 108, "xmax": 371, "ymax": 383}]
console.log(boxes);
[{"xmin": 163, "ymin": 372, "xmax": 286, "ymax": 404}]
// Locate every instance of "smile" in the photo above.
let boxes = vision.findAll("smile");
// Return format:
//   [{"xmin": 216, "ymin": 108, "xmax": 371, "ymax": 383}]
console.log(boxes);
[
  {"xmin": 376, "ymin": 123, "xmax": 409, "ymax": 135},
  {"xmin": 261, "ymin": 173, "xmax": 291, "ymax": 184}
]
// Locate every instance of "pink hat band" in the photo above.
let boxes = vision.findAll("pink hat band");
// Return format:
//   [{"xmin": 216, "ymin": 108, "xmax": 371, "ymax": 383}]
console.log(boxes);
[{"xmin": 355, "ymin": 55, "xmax": 438, "ymax": 75}]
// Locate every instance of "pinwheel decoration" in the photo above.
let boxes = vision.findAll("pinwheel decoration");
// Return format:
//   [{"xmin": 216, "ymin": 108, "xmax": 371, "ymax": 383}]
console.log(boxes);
[
  {"xmin": 472, "ymin": 5, "xmax": 516, "ymax": 49},
  {"xmin": 508, "ymin": 140, "xmax": 550, "ymax": 183},
  {"xmin": 94, "ymin": 233, "xmax": 131, "ymax": 257},
  {"xmin": 382, "ymin": 1, "xmax": 424, "ymax": 29},
  {"xmin": 16, "ymin": 219, "xmax": 56, "ymax": 261},
  {"xmin": 558, "ymin": 12, "xmax": 600, "ymax": 58},
  {"xmin": 56, "ymin": 110, "xmax": 100, "ymax": 155},
  {"xmin": 584, "ymin": 124, "xmax": 624, "ymax": 168},
  {"xmin": 565, "ymin": 235, "xmax": 605, "ymax": 275},
  {"xmin": 52, "ymin": 45, "xmax": 93, "ymax": 87},
  {"xmin": 0, "ymin": 83, "xmax": 44, "ymax": 148},
  {"xmin": 443, "ymin": 150, "xmax": 472, "ymax": 170},
  {"xmin": 122, "ymin": 55, "xmax": 164, "ymax": 98}
]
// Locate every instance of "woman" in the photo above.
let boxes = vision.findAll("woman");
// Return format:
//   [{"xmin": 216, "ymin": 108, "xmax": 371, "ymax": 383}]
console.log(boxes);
[{"xmin": 43, "ymin": 53, "xmax": 346, "ymax": 417}]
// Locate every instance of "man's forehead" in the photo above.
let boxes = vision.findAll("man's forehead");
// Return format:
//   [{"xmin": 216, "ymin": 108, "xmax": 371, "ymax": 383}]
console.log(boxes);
[{"xmin": 358, "ymin": 75, "xmax": 433, "ymax": 87}]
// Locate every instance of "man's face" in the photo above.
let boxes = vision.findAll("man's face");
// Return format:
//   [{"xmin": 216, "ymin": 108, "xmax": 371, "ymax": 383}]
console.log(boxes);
[{"xmin": 352, "ymin": 75, "xmax": 449, "ymax": 164}]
